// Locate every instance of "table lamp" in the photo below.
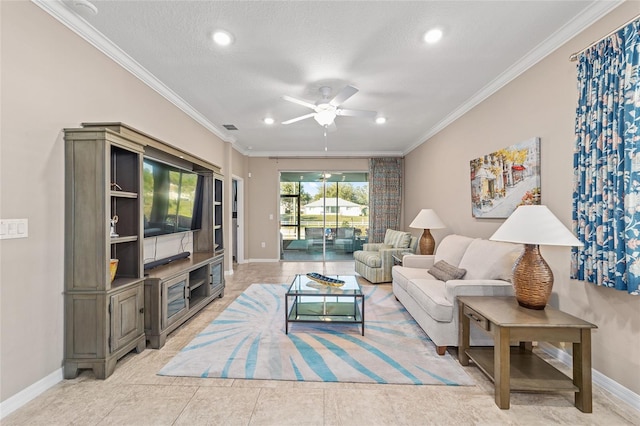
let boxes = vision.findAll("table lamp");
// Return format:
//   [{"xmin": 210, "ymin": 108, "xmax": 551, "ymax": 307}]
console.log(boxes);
[
  {"xmin": 490, "ymin": 205, "xmax": 583, "ymax": 310},
  {"xmin": 409, "ymin": 209, "xmax": 446, "ymax": 255}
]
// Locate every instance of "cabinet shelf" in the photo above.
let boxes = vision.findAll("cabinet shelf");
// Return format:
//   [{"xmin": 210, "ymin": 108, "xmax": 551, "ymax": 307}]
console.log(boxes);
[
  {"xmin": 111, "ymin": 190, "xmax": 138, "ymax": 198},
  {"xmin": 189, "ymin": 295, "xmax": 208, "ymax": 308},
  {"xmin": 189, "ymin": 278, "xmax": 207, "ymax": 291},
  {"xmin": 110, "ymin": 235, "xmax": 138, "ymax": 244},
  {"xmin": 111, "ymin": 277, "xmax": 144, "ymax": 289},
  {"xmin": 466, "ymin": 347, "xmax": 578, "ymax": 392}
]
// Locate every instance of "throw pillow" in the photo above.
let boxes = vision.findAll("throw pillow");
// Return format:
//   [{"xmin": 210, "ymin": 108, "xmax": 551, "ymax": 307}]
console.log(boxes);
[
  {"xmin": 383, "ymin": 229, "xmax": 412, "ymax": 248},
  {"xmin": 428, "ymin": 260, "xmax": 467, "ymax": 281},
  {"xmin": 433, "ymin": 234, "xmax": 476, "ymax": 265},
  {"xmin": 457, "ymin": 239, "xmax": 523, "ymax": 281}
]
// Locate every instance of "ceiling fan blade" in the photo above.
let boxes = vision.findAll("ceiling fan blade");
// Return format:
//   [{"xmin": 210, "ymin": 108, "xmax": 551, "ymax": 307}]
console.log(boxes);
[
  {"xmin": 282, "ymin": 95, "xmax": 317, "ymax": 110},
  {"xmin": 329, "ymin": 85, "xmax": 359, "ymax": 106},
  {"xmin": 336, "ymin": 108, "xmax": 377, "ymax": 118},
  {"xmin": 282, "ymin": 113, "xmax": 315, "ymax": 125}
]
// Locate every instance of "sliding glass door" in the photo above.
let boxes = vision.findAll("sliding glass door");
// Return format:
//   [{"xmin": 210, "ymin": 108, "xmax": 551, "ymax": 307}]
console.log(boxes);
[{"xmin": 280, "ymin": 171, "xmax": 369, "ymax": 261}]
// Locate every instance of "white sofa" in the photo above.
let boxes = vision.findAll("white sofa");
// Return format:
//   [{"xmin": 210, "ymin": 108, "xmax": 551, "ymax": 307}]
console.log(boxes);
[{"xmin": 392, "ymin": 234, "xmax": 523, "ymax": 355}]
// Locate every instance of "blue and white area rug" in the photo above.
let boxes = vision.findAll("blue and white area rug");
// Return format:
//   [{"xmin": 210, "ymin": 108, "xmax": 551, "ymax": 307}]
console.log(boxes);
[{"xmin": 158, "ymin": 283, "xmax": 474, "ymax": 386}]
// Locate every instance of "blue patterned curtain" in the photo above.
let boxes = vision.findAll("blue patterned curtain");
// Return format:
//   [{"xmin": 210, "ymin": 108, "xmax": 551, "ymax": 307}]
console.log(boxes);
[
  {"xmin": 369, "ymin": 158, "xmax": 403, "ymax": 243},
  {"xmin": 571, "ymin": 19, "xmax": 640, "ymax": 295}
]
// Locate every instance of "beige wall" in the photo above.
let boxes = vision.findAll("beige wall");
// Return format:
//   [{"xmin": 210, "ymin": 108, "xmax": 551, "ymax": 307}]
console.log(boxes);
[
  {"xmin": 2, "ymin": 0, "xmax": 638, "ymax": 408},
  {"xmin": 0, "ymin": 1, "xmax": 233, "ymax": 401},
  {"xmin": 246, "ymin": 157, "xmax": 369, "ymax": 260},
  {"xmin": 404, "ymin": 2, "xmax": 640, "ymax": 394}
]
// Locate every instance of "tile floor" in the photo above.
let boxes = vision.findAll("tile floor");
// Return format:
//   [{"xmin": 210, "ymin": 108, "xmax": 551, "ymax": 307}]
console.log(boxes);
[{"xmin": 4, "ymin": 261, "xmax": 639, "ymax": 425}]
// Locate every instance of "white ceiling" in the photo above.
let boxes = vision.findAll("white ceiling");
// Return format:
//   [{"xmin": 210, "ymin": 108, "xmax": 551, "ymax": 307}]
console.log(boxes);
[{"xmin": 38, "ymin": 0, "xmax": 621, "ymax": 157}]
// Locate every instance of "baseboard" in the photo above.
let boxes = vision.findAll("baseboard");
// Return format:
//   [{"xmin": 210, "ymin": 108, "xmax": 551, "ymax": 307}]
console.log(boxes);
[
  {"xmin": 538, "ymin": 342, "xmax": 640, "ymax": 413},
  {"xmin": 247, "ymin": 258, "xmax": 280, "ymax": 263},
  {"xmin": 0, "ymin": 368, "xmax": 63, "ymax": 419}
]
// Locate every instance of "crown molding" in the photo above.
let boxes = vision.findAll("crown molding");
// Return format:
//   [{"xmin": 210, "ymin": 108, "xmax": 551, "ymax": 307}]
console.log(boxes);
[
  {"xmin": 404, "ymin": 0, "xmax": 624, "ymax": 156},
  {"xmin": 33, "ymin": 0, "xmax": 623, "ymax": 159},
  {"xmin": 244, "ymin": 150, "xmax": 403, "ymax": 158},
  {"xmin": 32, "ymin": 0, "xmax": 236, "ymax": 146}
]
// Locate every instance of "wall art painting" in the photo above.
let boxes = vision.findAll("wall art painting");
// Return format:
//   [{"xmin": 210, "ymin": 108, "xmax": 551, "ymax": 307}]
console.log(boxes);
[{"xmin": 470, "ymin": 137, "xmax": 541, "ymax": 219}]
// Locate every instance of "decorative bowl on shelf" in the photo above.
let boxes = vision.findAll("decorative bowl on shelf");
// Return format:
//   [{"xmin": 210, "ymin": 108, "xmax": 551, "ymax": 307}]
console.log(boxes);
[{"xmin": 109, "ymin": 259, "xmax": 119, "ymax": 283}]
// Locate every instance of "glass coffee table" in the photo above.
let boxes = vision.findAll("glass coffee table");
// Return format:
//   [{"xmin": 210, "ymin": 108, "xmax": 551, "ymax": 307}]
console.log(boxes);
[{"xmin": 285, "ymin": 274, "xmax": 364, "ymax": 335}]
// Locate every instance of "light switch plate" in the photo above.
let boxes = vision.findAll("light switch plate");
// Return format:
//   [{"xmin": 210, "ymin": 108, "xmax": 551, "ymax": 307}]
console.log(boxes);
[{"xmin": 0, "ymin": 218, "xmax": 28, "ymax": 239}]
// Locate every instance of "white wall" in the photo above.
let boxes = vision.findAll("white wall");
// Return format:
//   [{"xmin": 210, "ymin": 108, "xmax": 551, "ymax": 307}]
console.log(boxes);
[{"xmin": 404, "ymin": 2, "xmax": 640, "ymax": 395}]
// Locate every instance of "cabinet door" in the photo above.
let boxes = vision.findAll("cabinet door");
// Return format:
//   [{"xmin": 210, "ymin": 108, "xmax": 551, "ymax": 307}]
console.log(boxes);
[
  {"xmin": 110, "ymin": 284, "xmax": 144, "ymax": 353},
  {"xmin": 210, "ymin": 258, "xmax": 224, "ymax": 294},
  {"xmin": 162, "ymin": 274, "xmax": 189, "ymax": 328}
]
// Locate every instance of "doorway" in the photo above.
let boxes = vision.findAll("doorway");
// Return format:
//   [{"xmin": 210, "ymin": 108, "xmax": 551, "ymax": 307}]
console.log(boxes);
[
  {"xmin": 279, "ymin": 171, "xmax": 369, "ymax": 261},
  {"xmin": 232, "ymin": 176, "xmax": 244, "ymax": 264}
]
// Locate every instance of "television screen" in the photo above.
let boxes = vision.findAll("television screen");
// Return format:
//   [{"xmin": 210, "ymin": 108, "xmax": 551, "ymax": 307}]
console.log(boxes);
[{"xmin": 143, "ymin": 158, "xmax": 203, "ymax": 237}]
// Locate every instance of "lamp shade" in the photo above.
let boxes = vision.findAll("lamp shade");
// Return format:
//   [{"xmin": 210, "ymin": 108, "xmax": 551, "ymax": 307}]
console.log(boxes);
[
  {"xmin": 409, "ymin": 209, "xmax": 446, "ymax": 230},
  {"xmin": 490, "ymin": 205, "xmax": 582, "ymax": 310},
  {"xmin": 489, "ymin": 205, "xmax": 583, "ymax": 247}
]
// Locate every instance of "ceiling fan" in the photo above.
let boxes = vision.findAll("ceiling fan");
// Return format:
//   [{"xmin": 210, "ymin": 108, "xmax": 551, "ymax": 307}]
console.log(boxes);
[{"xmin": 281, "ymin": 85, "xmax": 377, "ymax": 130}]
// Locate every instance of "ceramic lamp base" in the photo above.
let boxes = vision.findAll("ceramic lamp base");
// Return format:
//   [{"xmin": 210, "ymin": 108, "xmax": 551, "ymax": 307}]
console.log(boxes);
[
  {"xmin": 512, "ymin": 244, "xmax": 553, "ymax": 310},
  {"xmin": 419, "ymin": 229, "xmax": 435, "ymax": 255}
]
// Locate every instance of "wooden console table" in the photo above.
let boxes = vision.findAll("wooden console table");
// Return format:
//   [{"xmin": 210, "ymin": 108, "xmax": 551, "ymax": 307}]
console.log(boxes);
[{"xmin": 457, "ymin": 296, "xmax": 597, "ymax": 412}]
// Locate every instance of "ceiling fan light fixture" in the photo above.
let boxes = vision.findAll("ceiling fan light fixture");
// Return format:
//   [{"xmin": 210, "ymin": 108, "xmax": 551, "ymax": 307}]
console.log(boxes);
[
  {"xmin": 376, "ymin": 116, "xmax": 387, "ymax": 124},
  {"xmin": 314, "ymin": 110, "xmax": 336, "ymax": 126},
  {"xmin": 424, "ymin": 28, "xmax": 443, "ymax": 44},
  {"xmin": 212, "ymin": 30, "xmax": 234, "ymax": 46},
  {"xmin": 263, "ymin": 117, "xmax": 275, "ymax": 125}
]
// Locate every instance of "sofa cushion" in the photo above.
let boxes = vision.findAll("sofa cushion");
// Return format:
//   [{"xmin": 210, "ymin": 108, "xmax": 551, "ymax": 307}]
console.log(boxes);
[
  {"xmin": 457, "ymin": 239, "xmax": 523, "ymax": 281},
  {"xmin": 353, "ymin": 250, "xmax": 382, "ymax": 268},
  {"xmin": 384, "ymin": 229, "xmax": 412, "ymax": 248},
  {"xmin": 392, "ymin": 265, "xmax": 438, "ymax": 292},
  {"xmin": 434, "ymin": 234, "xmax": 476, "ymax": 267},
  {"xmin": 406, "ymin": 279, "xmax": 453, "ymax": 322},
  {"xmin": 428, "ymin": 260, "xmax": 466, "ymax": 281}
]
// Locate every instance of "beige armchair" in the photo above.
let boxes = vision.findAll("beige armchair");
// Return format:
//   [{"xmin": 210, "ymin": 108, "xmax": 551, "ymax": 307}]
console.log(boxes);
[{"xmin": 354, "ymin": 229, "xmax": 418, "ymax": 283}]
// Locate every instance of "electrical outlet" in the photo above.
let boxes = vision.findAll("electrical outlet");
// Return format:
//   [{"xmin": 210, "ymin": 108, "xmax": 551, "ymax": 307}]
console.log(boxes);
[{"xmin": 261, "ymin": 242, "xmax": 266, "ymax": 248}]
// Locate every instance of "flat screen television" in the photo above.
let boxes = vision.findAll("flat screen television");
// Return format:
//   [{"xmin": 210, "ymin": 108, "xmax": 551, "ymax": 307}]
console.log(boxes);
[{"xmin": 143, "ymin": 157, "xmax": 203, "ymax": 238}]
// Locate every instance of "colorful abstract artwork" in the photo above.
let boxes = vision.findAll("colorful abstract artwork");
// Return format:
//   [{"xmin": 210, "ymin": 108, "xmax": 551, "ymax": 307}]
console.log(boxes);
[{"xmin": 470, "ymin": 137, "xmax": 541, "ymax": 219}]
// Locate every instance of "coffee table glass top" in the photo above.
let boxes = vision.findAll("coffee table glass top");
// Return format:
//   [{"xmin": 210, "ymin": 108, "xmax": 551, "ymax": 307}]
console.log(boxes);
[
  {"xmin": 286, "ymin": 274, "xmax": 365, "ymax": 335},
  {"xmin": 287, "ymin": 274, "xmax": 362, "ymax": 296}
]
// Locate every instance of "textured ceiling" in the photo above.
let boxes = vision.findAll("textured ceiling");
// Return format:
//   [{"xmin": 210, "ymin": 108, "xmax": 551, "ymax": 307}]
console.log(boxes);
[{"xmin": 41, "ymin": 0, "xmax": 620, "ymax": 157}]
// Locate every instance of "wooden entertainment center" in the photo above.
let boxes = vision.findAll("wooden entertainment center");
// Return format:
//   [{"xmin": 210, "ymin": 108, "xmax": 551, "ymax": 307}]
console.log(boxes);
[
  {"xmin": 64, "ymin": 123, "xmax": 224, "ymax": 379},
  {"xmin": 144, "ymin": 252, "xmax": 224, "ymax": 349}
]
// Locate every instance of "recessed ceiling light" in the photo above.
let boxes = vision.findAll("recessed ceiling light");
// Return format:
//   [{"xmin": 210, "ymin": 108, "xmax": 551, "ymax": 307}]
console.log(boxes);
[
  {"xmin": 376, "ymin": 117, "xmax": 387, "ymax": 124},
  {"xmin": 73, "ymin": 0, "xmax": 98, "ymax": 15},
  {"xmin": 212, "ymin": 30, "xmax": 234, "ymax": 46},
  {"xmin": 424, "ymin": 28, "xmax": 443, "ymax": 44},
  {"xmin": 263, "ymin": 117, "xmax": 275, "ymax": 125}
]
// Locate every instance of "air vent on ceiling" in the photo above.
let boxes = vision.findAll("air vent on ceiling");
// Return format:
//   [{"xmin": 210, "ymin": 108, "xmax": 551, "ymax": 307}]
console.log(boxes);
[{"xmin": 223, "ymin": 124, "xmax": 238, "ymax": 131}]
